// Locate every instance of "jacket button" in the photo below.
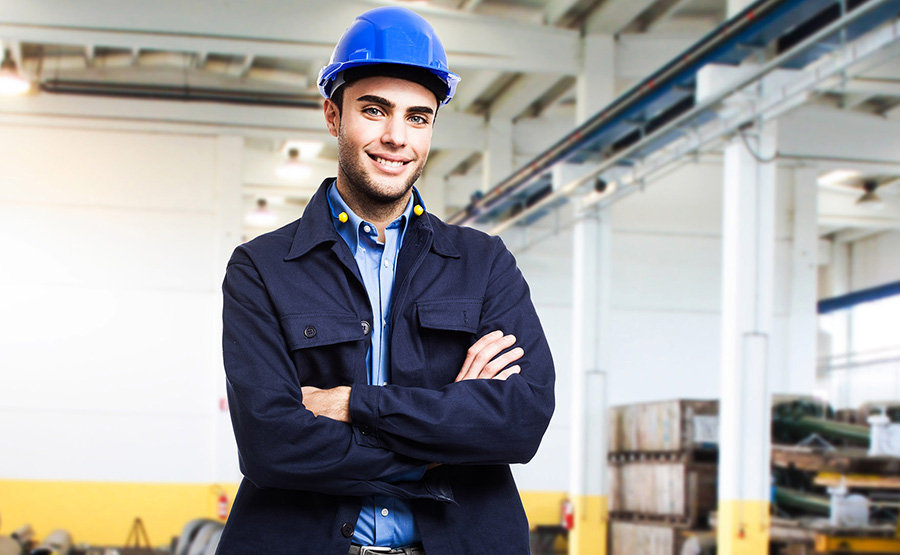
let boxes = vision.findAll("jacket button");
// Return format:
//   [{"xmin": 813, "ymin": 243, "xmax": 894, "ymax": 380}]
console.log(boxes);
[
  {"xmin": 341, "ymin": 522, "xmax": 355, "ymax": 538},
  {"xmin": 304, "ymin": 326, "xmax": 316, "ymax": 338},
  {"xmin": 361, "ymin": 321, "xmax": 371, "ymax": 335},
  {"xmin": 359, "ymin": 425, "xmax": 371, "ymax": 436}
]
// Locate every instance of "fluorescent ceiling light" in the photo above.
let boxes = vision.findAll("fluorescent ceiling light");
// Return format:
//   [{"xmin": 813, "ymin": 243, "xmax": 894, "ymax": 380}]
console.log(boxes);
[
  {"xmin": 818, "ymin": 169, "xmax": 862, "ymax": 186},
  {"xmin": 276, "ymin": 148, "xmax": 313, "ymax": 181},
  {"xmin": 245, "ymin": 198, "xmax": 278, "ymax": 228},
  {"xmin": 0, "ymin": 50, "xmax": 30, "ymax": 96}
]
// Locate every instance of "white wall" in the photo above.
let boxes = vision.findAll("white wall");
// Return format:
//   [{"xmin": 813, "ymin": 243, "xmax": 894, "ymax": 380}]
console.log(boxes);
[
  {"xmin": 817, "ymin": 231, "xmax": 900, "ymax": 409},
  {"xmin": 0, "ymin": 125, "xmax": 242, "ymax": 483},
  {"xmin": 851, "ymin": 230, "xmax": 900, "ymax": 289}
]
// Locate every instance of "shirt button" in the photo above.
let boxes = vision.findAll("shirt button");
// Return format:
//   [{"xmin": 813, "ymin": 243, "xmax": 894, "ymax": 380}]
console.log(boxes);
[
  {"xmin": 303, "ymin": 326, "xmax": 316, "ymax": 338},
  {"xmin": 341, "ymin": 522, "xmax": 355, "ymax": 538},
  {"xmin": 363, "ymin": 225, "xmax": 371, "ymax": 234},
  {"xmin": 382, "ymin": 381, "xmax": 388, "ymax": 386},
  {"xmin": 381, "ymin": 508, "xmax": 389, "ymax": 517},
  {"xmin": 383, "ymin": 260, "xmax": 390, "ymax": 268}
]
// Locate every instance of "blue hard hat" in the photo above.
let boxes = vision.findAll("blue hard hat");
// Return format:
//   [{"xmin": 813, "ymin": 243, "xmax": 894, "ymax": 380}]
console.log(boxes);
[{"xmin": 318, "ymin": 6, "xmax": 461, "ymax": 105}]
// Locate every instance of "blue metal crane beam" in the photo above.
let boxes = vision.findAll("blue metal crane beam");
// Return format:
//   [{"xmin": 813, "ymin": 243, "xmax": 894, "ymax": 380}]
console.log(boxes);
[{"xmin": 449, "ymin": 0, "xmax": 900, "ymax": 227}]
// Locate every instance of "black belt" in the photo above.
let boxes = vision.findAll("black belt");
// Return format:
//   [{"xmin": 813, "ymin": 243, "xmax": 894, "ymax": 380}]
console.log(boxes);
[{"xmin": 348, "ymin": 545, "xmax": 425, "ymax": 555}]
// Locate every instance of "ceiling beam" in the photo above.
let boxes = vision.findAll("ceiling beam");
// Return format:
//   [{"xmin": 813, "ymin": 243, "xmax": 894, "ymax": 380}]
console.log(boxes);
[
  {"xmin": 0, "ymin": 0, "xmax": 580, "ymax": 74},
  {"xmin": 584, "ymin": 0, "xmax": 657, "ymax": 35},
  {"xmin": 460, "ymin": 0, "xmax": 483, "ymax": 12},
  {"xmin": 820, "ymin": 77, "xmax": 900, "ymax": 97},
  {"xmin": 818, "ymin": 214, "xmax": 900, "ymax": 230},
  {"xmin": 832, "ymin": 227, "xmax": 889, "ymax": 244},
  {"xmin": 0, "ymin": 94, "xmax": 484, "ymax": 150},
  {"xmin": 424, "ymin": 149, "xmax": 477, "ymax": 180},
  {"xmin": 452, "ymin": 69, "xmax": 503, "ymax": 112},
  {"xmin": 644, "ymin": 0, "xmax": 698, "ymax": 31},
  {"xmin": 779, "ymin": 105, "xmax": 900, "ymax": 165},
  {"xmin": 490, "ymin": 72, "xmax": 565, "ymax": 120},
  {"xmin": 544, "ymin": 0, "xmax": 583, "ymax": 25}
]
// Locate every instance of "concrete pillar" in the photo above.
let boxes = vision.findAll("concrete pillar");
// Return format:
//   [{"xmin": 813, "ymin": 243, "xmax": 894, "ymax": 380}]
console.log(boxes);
[
  {"xmin": 717, "ymin": 122, "xmax": 777, "ymax": 555},
  {"xmin": 568, "ymin": 197, "xmax": 610, "ymax": 555},
  {"xmin": 482, "ymin": 117, "xmax": 513, "ymax": 192},
  {"xmin": 827, "ymin": 242, "xmax": 852, "ymax": 408},
  {"xmin": 576, "ymin": 34, "xmax": 616, "ymax": 126},
  {"xmin": 214, "ymin": 134, "xmax": 244, "ymax": 483},
  {"xmin": 787, "ymin": 167, "xmax": 820, "ymax": 395}
]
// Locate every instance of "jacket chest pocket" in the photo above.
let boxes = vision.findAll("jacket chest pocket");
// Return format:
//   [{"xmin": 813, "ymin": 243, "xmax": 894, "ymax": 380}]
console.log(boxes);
[
  {"xmin": 281, "ymin": 312, "xmax": 368, "ymax": 387},
  {"xmin": 414, "ymin": 298, "xmax": 483, "ymax": 386}
]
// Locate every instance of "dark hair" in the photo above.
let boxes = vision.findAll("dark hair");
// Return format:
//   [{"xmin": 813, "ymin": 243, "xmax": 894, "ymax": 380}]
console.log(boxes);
[{"xmin": 329, "ymin": 64, "xmax": 446, "ymax": 114}]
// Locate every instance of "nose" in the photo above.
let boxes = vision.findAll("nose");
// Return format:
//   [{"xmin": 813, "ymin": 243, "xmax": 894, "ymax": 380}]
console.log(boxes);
[{"xmin": 381, "ymin": 116, "xmax": 407, "ymax": 147}]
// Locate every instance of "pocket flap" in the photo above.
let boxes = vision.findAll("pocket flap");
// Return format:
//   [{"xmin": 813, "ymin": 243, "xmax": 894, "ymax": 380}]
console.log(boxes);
[
  {"xmin": 416, "ymin": 298, "xmax": 482, "ymax": 333},
  {"xmin": 281, "ymin": 312, "xmax": 366, "ymax": 350}
]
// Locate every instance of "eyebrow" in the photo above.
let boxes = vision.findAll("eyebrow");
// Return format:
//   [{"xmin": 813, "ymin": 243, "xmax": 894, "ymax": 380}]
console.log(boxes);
[{"xmin": 356, "ymin": 94, "xmax": 435, "ymax": 116}]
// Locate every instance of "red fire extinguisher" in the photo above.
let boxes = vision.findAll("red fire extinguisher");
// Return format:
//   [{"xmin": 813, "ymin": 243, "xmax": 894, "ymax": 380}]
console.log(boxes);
[
  {"xmin": 561, "ymin": 499, "xmax": 574, "ymax": 530},
  {"xmin": 217, "ymin": 491, "xmax": 229, "ymax": 520}
]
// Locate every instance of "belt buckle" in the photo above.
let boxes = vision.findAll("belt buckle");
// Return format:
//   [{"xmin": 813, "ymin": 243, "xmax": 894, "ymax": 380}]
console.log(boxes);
[{"xmin": 360, "ymin": 548, "xmax": 392, "ymax": 554}]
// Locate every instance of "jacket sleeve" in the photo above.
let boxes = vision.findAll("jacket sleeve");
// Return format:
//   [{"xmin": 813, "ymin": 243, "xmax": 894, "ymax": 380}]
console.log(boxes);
[
  {"xmin": 348, "ymin": 236, "xmax": 555, "ymax": 465},
  {"xmin": 223, "ymin": 248, "xmax": 446, "ymax": 501}
]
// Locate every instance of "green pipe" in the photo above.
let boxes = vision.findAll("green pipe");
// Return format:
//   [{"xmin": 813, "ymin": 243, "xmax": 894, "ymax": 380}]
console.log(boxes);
[
  {"xmin": 774, "ymin": 486, "xmax": 831, "ymax": 515},
  {"xmin": 795, "ymin": 416, "xmax": 871, "ymax": 443}
]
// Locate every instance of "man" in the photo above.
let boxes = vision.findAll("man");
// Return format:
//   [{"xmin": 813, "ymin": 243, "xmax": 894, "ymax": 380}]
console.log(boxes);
[{"xmin": 218, "ymin": 7, "xmax": 555, "ymax": 554}]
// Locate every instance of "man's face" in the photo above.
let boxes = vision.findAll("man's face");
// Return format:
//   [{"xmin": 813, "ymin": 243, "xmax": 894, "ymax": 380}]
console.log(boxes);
[{"xmin": 324, "ymin": 75, "xmax": 437, "ymax": 207}]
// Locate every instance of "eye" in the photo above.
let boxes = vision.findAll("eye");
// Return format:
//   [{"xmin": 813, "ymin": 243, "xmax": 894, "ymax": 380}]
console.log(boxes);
[
  {"xmin": 408, "ymin": 114, "xmax": 430, "ymax": 125},
  {"xmin": 363, "ymin": 106, "xmax": 384, "ymax": 117}
]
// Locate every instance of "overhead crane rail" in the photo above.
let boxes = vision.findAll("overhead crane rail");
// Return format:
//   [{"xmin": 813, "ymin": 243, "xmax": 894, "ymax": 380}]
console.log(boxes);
[{"xmin": 448, "ymin": 0, "xmax": 900, "ymax": 231}]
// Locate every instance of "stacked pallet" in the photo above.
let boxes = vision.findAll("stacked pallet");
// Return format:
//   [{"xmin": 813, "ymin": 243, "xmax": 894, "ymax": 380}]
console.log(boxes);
[{"xmin": 608, "ymin": 400, "xmax": 719, "ymax": 555}]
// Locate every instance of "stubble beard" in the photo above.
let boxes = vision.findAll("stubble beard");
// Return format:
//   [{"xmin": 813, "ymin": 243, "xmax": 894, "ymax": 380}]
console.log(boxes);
[{"xmin": 336, "ymin": 127, "xmax": 425, "ymax": 212}]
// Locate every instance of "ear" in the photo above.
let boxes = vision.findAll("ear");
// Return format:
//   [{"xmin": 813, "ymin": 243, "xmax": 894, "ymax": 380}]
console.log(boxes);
[{"xmin": 323, "ymin": 99, "xmax": 339, "ymax": 138}]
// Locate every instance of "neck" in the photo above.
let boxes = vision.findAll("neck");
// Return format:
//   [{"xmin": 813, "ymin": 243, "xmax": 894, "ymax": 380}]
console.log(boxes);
[{"xmin": 334, "ymin": 176, "xmax": 411, "ymax": 242}]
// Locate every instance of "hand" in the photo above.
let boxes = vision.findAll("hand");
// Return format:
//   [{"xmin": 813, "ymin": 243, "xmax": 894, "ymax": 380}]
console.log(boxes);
[
  {"xmin": 301, "ymin": 385, "xmax": 352, "ymax": 423},
  {"xmin": 455, "ymin": 330, "xmax": 524, "ymax": 382}
]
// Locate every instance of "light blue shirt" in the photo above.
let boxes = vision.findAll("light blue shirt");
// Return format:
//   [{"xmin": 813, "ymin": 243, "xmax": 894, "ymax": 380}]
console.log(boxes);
[{"xmin": 327, "ymin": 183, "xmax": 424, "ymax": 548}]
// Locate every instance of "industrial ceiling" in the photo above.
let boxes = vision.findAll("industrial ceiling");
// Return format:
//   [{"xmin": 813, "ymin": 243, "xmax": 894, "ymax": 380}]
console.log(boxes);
[{"xmin": 1, "ymin": 0, "xmax": 899, "ymax": 242}]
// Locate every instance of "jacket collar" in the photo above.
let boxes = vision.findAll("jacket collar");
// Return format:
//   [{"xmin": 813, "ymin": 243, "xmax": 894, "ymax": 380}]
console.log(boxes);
[
  {"xmin": 285, "ymin": 178, "xmax": 342, "ymax": 261},
  {"xmin": 284, "ymin": 178, "xmax": 461, "ymax": 261}
]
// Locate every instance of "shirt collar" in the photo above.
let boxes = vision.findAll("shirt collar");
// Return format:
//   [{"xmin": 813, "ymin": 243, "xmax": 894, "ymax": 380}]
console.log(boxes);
[{"xmin": 327, "ymin": 182, "xmax": 421, "ymax": 255}]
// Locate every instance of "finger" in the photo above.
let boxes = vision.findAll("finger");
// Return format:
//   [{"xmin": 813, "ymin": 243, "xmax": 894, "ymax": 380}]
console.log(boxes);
[
  {"xmin": 492, "ymin": 365, "xmax": 521, "ymax": 381},
  {"xmin": 455, "ymin": 330, "xmax": 504, "ymax": 382},
  {"xmin": 465, "ymin": 334, "xmax": 517, "ymax": 380},
  {"xmin": 478, "ymin": 347, "xmax": 524, "ymax": 379},
  {"xmin": 457, "ymin": 333, "xmax": 516, "ymax": 381}
]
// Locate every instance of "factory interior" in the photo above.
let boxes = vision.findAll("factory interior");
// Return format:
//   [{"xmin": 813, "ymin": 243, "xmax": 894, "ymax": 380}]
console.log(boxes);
[{"xmin": 2, "ymin": 0, "xmax": 900, "ymax": 553}]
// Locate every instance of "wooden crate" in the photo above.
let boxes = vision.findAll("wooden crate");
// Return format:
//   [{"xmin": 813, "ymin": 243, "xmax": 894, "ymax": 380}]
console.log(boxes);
[
  {"xmin": 611, "ymin": 521, "xmax": 688, "ymax": 555},
  {"xmin": 608, "ymin": 457, "xmax": 717, "ymax": 526},
  {"xmin": 609, "ymin": 400, "xmax": 719, "ymax": 453}
]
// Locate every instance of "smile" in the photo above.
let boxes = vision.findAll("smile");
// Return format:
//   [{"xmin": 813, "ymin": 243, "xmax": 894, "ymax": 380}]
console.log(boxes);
[{"xmin": 370, "ymin": 155, "xmax": 409, "ymax": 168}]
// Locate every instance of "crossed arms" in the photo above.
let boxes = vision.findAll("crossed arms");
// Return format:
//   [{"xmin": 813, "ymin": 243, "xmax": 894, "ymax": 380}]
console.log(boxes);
[{"xmin": 302, "ymin": 330, "xmax": 524, "ymax": 423}]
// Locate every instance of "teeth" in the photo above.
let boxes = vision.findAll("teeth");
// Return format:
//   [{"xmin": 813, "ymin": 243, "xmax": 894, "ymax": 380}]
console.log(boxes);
[{"xmin": 375, "ymin": 156, "xmax": 405, "ymax": 168}]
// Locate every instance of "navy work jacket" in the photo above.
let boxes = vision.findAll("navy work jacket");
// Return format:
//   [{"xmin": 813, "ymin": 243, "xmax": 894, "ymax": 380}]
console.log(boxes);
[{"xmin": 218, "ymin": 179, "xmax": 555, "ymax": 554}]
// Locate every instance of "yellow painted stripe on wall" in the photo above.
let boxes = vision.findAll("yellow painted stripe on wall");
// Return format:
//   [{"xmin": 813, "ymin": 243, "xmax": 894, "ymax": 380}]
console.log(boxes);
[
  {"xmin": 0, "ymin": 480, "xmax": 239, "ymax": 546},
  {"xmin": 1, "ymin": 481, "xmax": 570, "ymax": 547},
  {"xmin": 716, "ymin": 499, "xmax": 770, "ymax": 555},
  {"xmin": 568, "ymin": 495, "xmax": 607, "ymax": 555},
  {"xmin": 519, "ymin": 490, "xmax": 567, "ymax": 526}
]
